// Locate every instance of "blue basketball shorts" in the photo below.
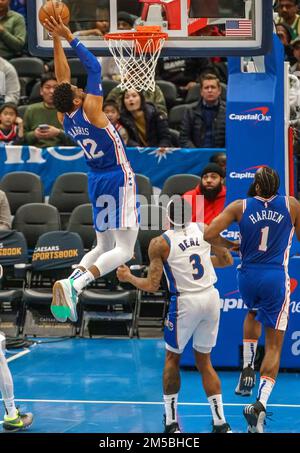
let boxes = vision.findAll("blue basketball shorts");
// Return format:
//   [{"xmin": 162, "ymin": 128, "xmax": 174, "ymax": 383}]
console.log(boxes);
[
  {"xmin": 88, "ymin": 163, "xmax": 140, "ymax": 232},
  {"xmin": 237, "ymin": 265, "xmax": 290, "ymax": 331}
]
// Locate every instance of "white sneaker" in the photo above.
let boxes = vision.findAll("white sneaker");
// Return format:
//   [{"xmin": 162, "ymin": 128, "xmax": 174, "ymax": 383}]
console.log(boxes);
[{"xmin": 51, "ymin": 278, "xmax": 78, "ymax": 322}]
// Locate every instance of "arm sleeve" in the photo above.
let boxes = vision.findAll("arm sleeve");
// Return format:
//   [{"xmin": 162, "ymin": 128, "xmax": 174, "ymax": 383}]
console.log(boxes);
[{"xmin": 69, "ymin": 38, "xmax": 103, "ymax": 96}]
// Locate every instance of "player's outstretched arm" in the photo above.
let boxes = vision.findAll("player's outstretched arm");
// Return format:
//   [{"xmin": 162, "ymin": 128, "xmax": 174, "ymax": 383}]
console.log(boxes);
[
  {"xmin": 211, "ymin": 246, "xmax": 234, "ymax": 268},
  {"xmin": 204, "ymin": 199, "xmax": 243, "ymax": 248},
  {"xmin": 43, "ymin": 17, "xmax": 71, "ymax": 83},
  {"xmin": 117, "ymin": 237, "xmax": 168, "ymax": 293}
]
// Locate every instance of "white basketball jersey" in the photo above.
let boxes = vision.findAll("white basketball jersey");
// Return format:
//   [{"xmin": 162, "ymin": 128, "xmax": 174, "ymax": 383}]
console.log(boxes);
[{"xmin": 162, "ymin": 223, "xmax": 217, "ymax": 294}]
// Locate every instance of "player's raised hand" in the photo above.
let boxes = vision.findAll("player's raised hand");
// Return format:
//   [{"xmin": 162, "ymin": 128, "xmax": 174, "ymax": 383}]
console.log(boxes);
[{"xmin": 43, "ymin": 15, "xmax": 72, "ymax": 41}]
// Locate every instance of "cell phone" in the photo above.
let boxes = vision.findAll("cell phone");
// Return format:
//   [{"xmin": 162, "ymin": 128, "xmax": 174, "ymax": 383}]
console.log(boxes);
[{"xmin": 38, "ymin": 124, "xmax": 50, "ymax": 131}]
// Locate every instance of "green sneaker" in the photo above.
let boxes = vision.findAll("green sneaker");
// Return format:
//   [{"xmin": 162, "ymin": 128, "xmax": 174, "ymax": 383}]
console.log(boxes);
[
  {"xmin": 3, "ymin": 410, "xmax": 33, "ymax": 432},
  {"xmin": 51, "ymin": 278, "xmax": 79, "ymax": 322}
]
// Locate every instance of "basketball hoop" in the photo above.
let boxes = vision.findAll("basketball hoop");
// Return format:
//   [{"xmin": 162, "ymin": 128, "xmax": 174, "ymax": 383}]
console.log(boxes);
[{"xmin": 105, "ymin": 26, "xmax": 168, "ymax": 92}]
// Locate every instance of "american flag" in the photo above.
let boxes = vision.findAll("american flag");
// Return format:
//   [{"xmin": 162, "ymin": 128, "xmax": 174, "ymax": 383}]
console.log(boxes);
[{"xmin": 225, "ymin": 19, "xmax": 253, "ymax": 37}]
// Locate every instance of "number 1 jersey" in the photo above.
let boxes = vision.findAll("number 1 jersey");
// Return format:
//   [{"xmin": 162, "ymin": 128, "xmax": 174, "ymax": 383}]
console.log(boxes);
[
  {"xmin": 162, "ymin": 223, "xmax": 217, "ymax": 295},
  {"xmin": 239, "ymin": 195, "xmax": 294, "ymax": 267}
]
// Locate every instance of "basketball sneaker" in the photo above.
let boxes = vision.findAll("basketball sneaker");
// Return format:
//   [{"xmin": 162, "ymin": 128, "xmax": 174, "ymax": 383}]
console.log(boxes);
[
  {"xmin": 212, "ymin": 422, "xmax": 232, "ymax": 433},
  {"xmin": 163, "ymin": 415, "xmax": 181, "ymax": 433},
  {"xmin": 235, "ymin": 365, "xmax": 256, "ymax": 396},
  {"xmin": 243, "ymin": 400, "xmax": 266, "ymax": 433},
  {"xmin": 3, "ymin": 409, "xmax": 33, "ymax": 432},
  {"xmin": 51, "ymin": 278, "xmax": 78, "ymax": 322}
]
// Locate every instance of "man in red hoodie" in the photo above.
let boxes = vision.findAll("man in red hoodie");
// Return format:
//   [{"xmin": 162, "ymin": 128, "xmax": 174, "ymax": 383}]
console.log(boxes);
[{"xmin": 183, "ymin": 163, "xmax": 226, "ymax": 224}]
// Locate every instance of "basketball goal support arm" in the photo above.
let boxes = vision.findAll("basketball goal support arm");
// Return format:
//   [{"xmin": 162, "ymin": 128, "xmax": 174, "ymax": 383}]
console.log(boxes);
[{"xmin": 69, "ymin": 37, "xmax": 103, "ymax": 96}]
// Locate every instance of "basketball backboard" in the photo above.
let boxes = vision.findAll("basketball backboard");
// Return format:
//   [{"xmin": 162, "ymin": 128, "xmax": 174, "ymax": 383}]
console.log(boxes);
[{"xmin": 28, "ymin": 0, "xmax": 273, "ymax": 57}]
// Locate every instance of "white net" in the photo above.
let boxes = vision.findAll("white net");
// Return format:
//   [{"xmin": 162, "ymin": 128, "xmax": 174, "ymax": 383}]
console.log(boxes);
[{"xmin": 106, "ymin": 33, "xmax": 166, "ymax": 92}]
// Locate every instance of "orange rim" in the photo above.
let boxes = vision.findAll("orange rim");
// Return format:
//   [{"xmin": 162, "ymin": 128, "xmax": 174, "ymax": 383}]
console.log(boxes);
[{"xmin": 105, "ymin": 25, "xmax": 168, "ymax": 48}]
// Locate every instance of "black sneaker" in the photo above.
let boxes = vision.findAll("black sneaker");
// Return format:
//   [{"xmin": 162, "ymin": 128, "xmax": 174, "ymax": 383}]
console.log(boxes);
[
  {"xmin": 212, "ymin": 422, "xmax": 232, "ymax": 433},
  {"xmin": 163, "ymin": 415, "xmax": 181, "ymax": 433},
  {"xmin": 243, "ymin": 400, "xmax": 266, "ymax": 433},
  {"xmin": 235, "ymin": 365, "xmax": 256, "ymax": 396},
  {"xmin": 3, "ymin": 409, "xmax": 33, "ymax": 432}
]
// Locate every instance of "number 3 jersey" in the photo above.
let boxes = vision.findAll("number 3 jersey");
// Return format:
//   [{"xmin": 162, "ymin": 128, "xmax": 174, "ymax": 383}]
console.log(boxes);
[
  {"xmin": 239, "ymin": 195, "xmax": 294, "ymax": 267},
  {"xmin": 162, "ymin": 223, "xmax": 217, "ymax": 295},
  {"xmin": 63, "ymin": 107, "xmax": 128, "ymax": 170}
]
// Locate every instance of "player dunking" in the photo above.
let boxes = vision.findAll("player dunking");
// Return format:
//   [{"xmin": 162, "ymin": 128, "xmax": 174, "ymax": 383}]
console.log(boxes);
[
  {"xmin": 204, "ymin": 167, "xmax": 300, "ymax": 433},
  {"xmin": 117, "ymin": 199, "xmax": 233, "ymax": 433},
  {"xmin": 42, "ymin": 17, "xmax": 139, "ymax": 322}
]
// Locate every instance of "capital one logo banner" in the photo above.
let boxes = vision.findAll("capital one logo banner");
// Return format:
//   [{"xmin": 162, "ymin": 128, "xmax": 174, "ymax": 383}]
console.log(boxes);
[
  {"xmin": 229, "ymin": 107, "xmax": 272, "ymax": 124},
  {"xmin": 221, "ymin": 278, "xmax": 299, "ymax": 313},
  {"xmin": 229, "ymin": 165, "xmax": 268, "ymax": 180}
]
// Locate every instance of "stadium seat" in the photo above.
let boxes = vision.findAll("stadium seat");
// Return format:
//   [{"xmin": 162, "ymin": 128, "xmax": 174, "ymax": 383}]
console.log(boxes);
[
  {"xmin": 168, "ymin": 104, "xmax": 191, "ymax": 129},
  {"xmin": 12, "ymin": 203, "xmax": 61, "ymax": 251},
  {"xmin": 67, "ymin": 204, "xmax": 96, "ymax": 250},
  {"xmin": 22, "ymin": 231, "xmax": 85, "ymax": 337},
  {"xmin": 135, "ymin": 173, "xmax": 153, "ymax": 205},
  {"xmin": 156, "ymin": 80, "xmax": 178, "ymax": 110},
  {"xmin": 79, "ymin": 241, "xmax": 143, "ymax": 338},
  {"xmin": 49, "ymin": 173, "xmax": 89, "ymax": 229},
  {"xmin": 0, "ymin": 230, "xmax": 28, "ymax": 337},
  {"xmin": 102, "ymin": 79, "xmax": 119, "ymax": 98},
  {"xmin": 27, "ymin": 81, "xmax": 42, "ymax": 104},
  {"xmin": 9, "ymin": 57, "xmax": 45, "ymax": 99},
  {"xmin": 0, "ymin": 172, "xmax": 44, "ymax": 215},
  {"xmin": 161, "ymin": 174, "xmax": 201, "ymax": 197},
  {"xmin": 17, "ymin": 104, "xmax": 28, "ymax": 118}
]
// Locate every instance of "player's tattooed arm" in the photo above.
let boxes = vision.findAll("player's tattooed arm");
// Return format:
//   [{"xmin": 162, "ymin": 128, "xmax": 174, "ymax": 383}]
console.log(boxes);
[
  {"xmin": 117, "ymin": 237, "xmax": 168, "ymax": 293},
  {"xmin": 204, "ymin": 200, "xmax": 243, "ymax": 248}
]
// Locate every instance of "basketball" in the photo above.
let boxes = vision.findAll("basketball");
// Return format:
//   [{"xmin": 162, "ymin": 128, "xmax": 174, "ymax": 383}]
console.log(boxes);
[{"xmin": 38, "ymin": 1, "xmax": 70, "ymax": 26}]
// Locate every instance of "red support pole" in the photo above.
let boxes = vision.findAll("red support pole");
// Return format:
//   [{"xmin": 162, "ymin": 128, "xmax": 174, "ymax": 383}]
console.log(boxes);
[{"xmin": 288, "ymin": 126, "xmax": 295, "ymax": 196}]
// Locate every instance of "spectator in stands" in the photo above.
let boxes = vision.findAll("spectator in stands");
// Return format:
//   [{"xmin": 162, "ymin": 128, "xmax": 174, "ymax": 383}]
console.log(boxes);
[
  {"xmin": 23, "ymin": 73, "xmax": 73, "ymax": 148},
  {"xmin": 209, "ymin": 152, "xmax": 226, "ymax": 174},
  {"xmin": 0, "ymin": 56, "xmax": 20, "ymax": 105},
  {"xmin": 0, "ymin": 0, "xmax": 26, "ymax": 59},
  {"xmin": 0, "ymin": 102, "xmax": 23, "ymax": 144},
  {"xmin": 103, "ymin": 100, "xmax": 129, "ymax": 145},
  {"xmin": 276, "ymin": 0, "xmax": 300, "ymax": 40},
  {"xmin": 183, "ymin": 163, "xmax": 226, "ymax": 225},
  {"xmin": 107, "ymin": 84, "xmax": 168, "ymax": 118},
  {"xmin": 101, "ymin": 12, "xmax": 137, "ymax": 81},
  {"xmin": 10, "ymin": 0, "xmax": 26, "ymax": 22},
  {"xmin": 179, "ymin": 73, "xmax": 226, "ymax": 149},
  {"xmin": 73, "ymin": 19, "xmax": 109, "ymax": 37},
  {"xmin": 275, "ymin": 23, "xmax": 296, "ymax": 64},
  {"xmin": 120, "ymin": 89, "xmax": 172, "ymax": 147},
  {"xmin": 290, "ymin": 36, "xmax": 300, "ymax": 77},
  {"xmin": 0, "ymin": 189, "xmax": 12, "ymax": 230},
  {"xmin": 156, "ymin": 57, "xmax": 218, "ymax": 98}
]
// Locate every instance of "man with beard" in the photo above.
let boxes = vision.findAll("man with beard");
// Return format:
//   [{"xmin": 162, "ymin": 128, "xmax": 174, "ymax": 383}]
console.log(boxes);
[
  {"xmin": 204, "ymin": 166, "xmax": 300, "ymax": 433},
  {"xmin": 179, "ymin": 73, "xmax": 226, "ymax": 149},
  {"xmin": 183, "ymin": 163, "xmax": 226, "ymax": 224}
]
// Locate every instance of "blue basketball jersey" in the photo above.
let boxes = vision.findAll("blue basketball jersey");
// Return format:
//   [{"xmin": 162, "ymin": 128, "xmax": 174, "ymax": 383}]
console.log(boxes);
[
  {"xmin": 239, "ymin": 195, "xmax": 294, "ymax": 267},
  {"xmin": 63, "ymin": 108, "xmax": 128, "ymax": 170}
]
